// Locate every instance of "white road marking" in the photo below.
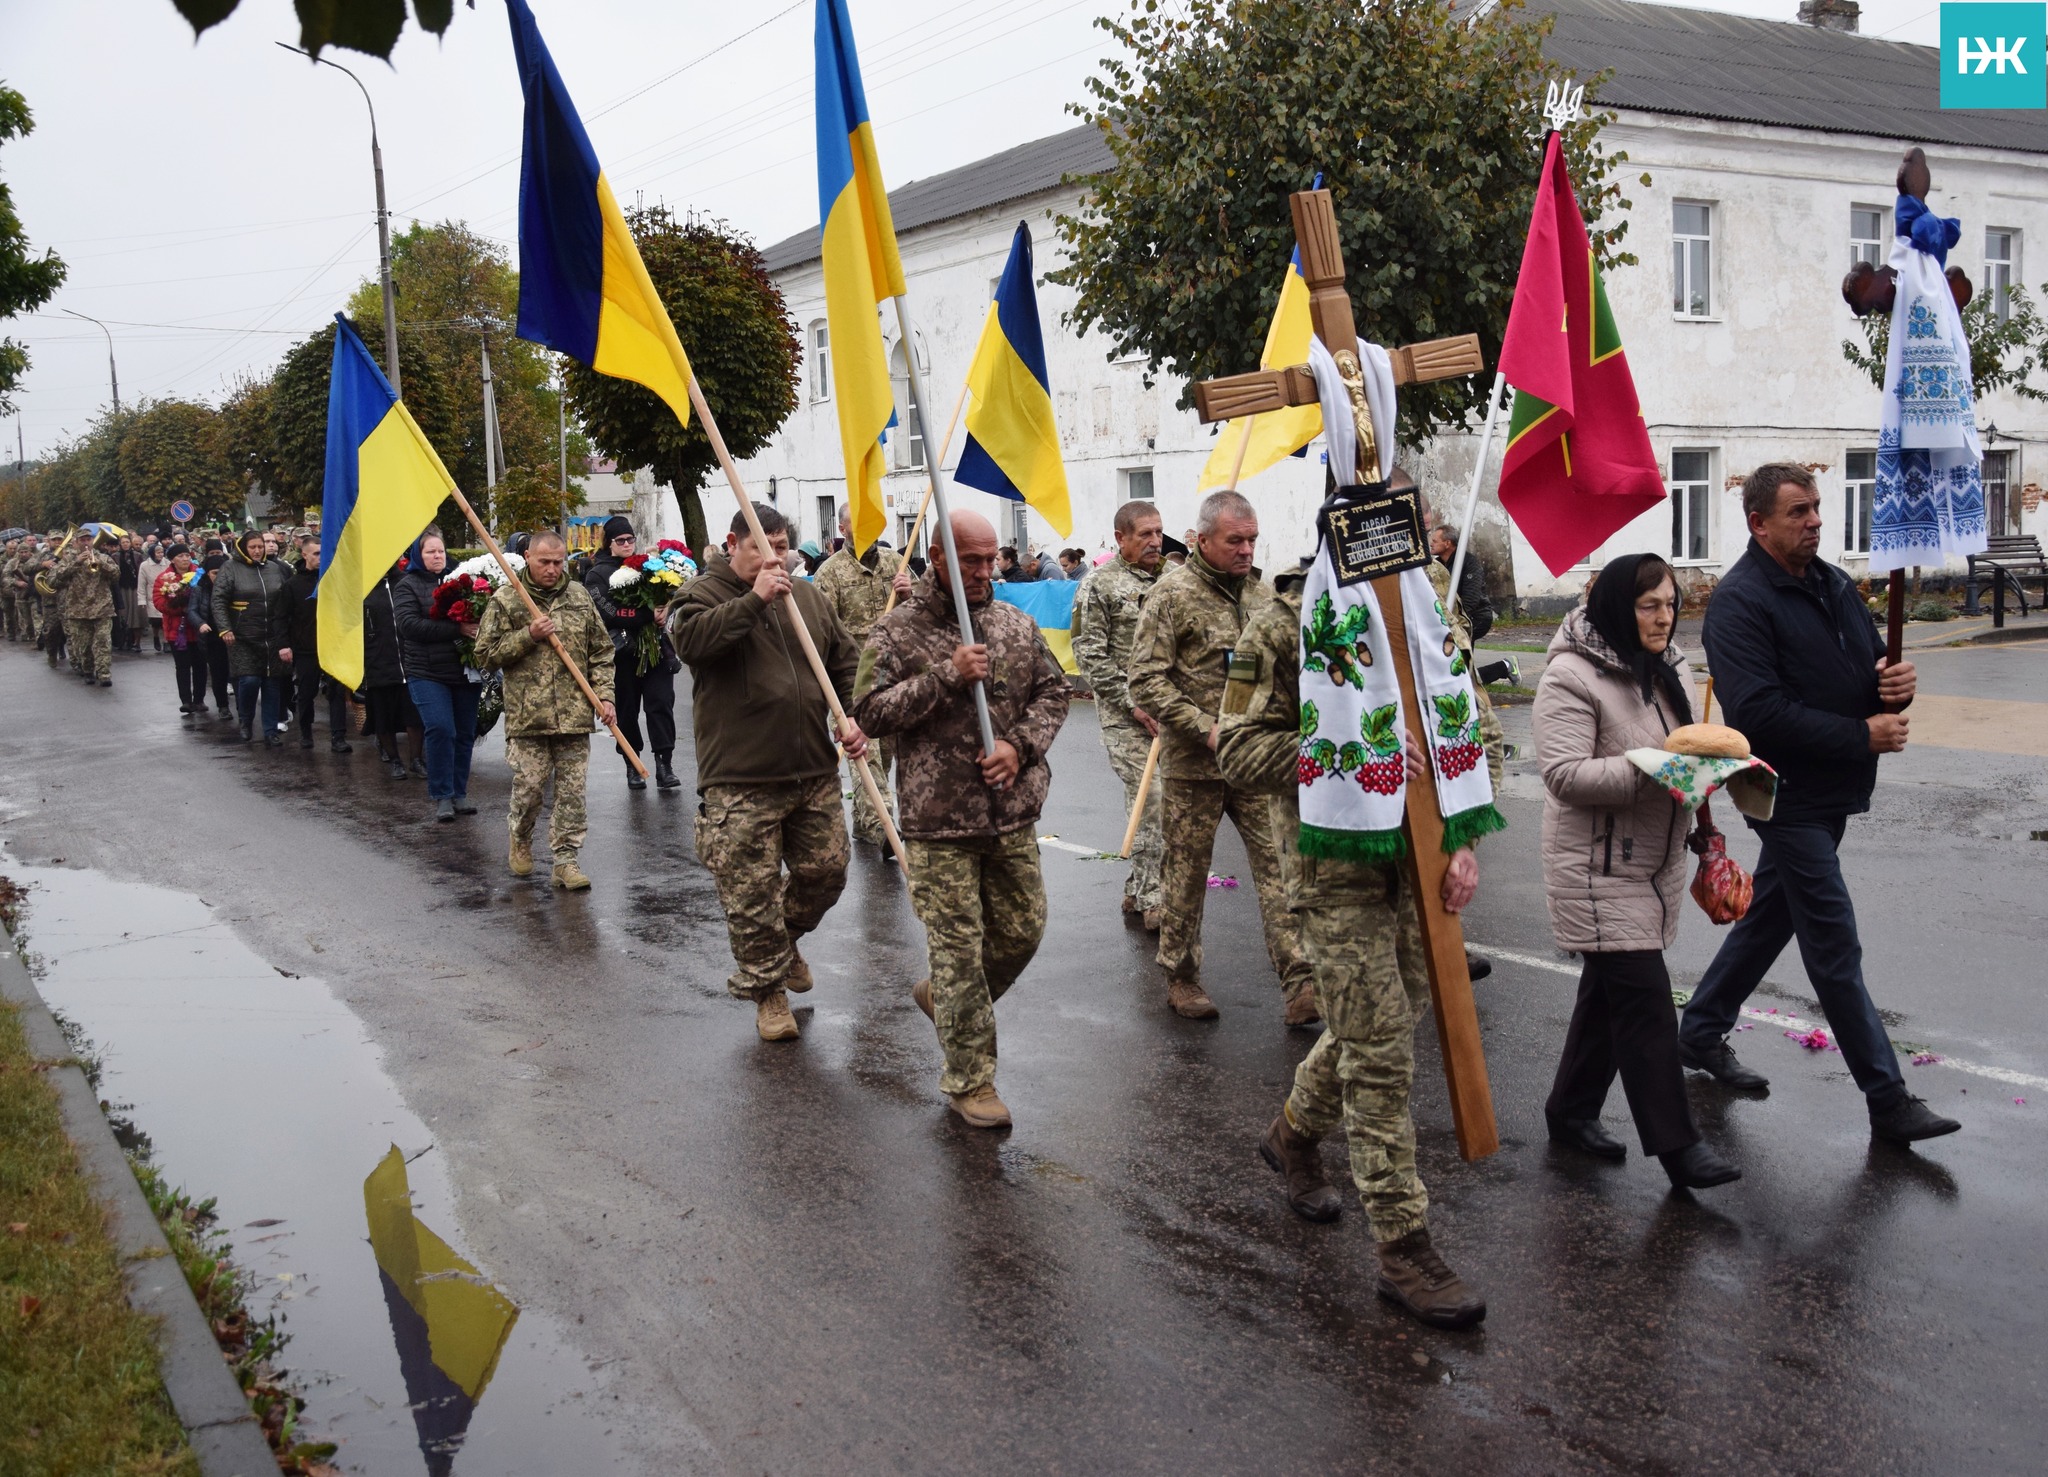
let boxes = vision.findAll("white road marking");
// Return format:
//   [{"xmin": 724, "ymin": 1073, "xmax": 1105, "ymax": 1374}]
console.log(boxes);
[
  {"xmin": 1476, "ymin": 945, "xmax": 2048, "ymax": 1094},
  {"xmin": 1038, "ymin": 834, "xmax": 1112, "ymax": 858}
]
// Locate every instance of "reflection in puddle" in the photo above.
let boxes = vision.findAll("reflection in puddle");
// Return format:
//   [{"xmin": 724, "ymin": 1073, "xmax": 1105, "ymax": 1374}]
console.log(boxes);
[
  {"xmin": 5, "ymin": 855, "xmax": 623, "ymax": 1474},
  {"xmin": 365, "ymin": 1148, "xmax": 518, "ymax": 1475}
]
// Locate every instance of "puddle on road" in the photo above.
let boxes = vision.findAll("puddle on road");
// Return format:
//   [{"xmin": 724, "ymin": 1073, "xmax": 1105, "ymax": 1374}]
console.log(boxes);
[{"xmin": 6, "ymin": 854, "xmax": 625, "ymax": 1475}]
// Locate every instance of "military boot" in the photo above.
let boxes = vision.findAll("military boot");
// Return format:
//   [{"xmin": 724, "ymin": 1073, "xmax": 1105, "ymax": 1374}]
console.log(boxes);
[
  {"xmin": 756, "ymin": 991, "xmax": 800, "ymax": 1042},
  {"xmin": 946, "ymin": 1083, "xmax": 1012, "ymax": 1129},
  {"xmin": 1375, "ymin": 1228, "xmax": 1486, "ymax": 1330},
  {"xmin": 785, "ymin": 947, "xmax": 813, "ymax": 993},
  {"xmin": 1167, "ymin": 980, "xmax": 1219, "ymax": 1020},
  {"xmin": 508, "ymin": 838, "xmax": 534, "ymax": 878},
  {"xmin": 1258, "ymin": 1113, "xmax": 1343, "ymax": 1222},
  {"xmin": 1283, "ymin": 986, "xmax": 1323, "ymax": 1031},
  {"xmin": 552, "ymin": 855, "xmax": 591, "ymax": 891},
  {"xmin": 654, "ymin": 752, "xmax": 681, "ymax": 790}
]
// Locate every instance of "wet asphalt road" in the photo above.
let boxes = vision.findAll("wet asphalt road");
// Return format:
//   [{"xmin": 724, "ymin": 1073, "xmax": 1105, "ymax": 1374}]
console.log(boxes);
[{"xmin": 2, "ymin": 638, "xmax": 2045, "ymax": 1475}]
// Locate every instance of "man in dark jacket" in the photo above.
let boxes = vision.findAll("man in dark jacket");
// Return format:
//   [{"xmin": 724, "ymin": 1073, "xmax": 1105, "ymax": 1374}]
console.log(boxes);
[
  {"xmin": 1678, "ymin": 463, "xmax": 1957, "ymax": 1145},
  {"xmin": 279, "ymin": 534, "xmax": 351, "ymax": 753},
  {"xmin": 671, "ymin": 503, "xmax": 865, "ymax": 1043},
  {"xmin": 585, "ymin": 514, "xmax": 680, "ymax": 792},
  {"xmin": 189, "ymin": 546, "xmax": 233, "ymax": 715}
]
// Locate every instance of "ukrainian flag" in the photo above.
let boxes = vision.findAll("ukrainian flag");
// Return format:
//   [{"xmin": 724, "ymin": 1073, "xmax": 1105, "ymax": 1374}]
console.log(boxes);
[
  {"xmin": 1196, "ymin": 246, "xmax": 1322, "ymax": 490},
  {"xmin": 955, "ymin": 222, "xmax": 1070, "ymax": 537},
  {"xmin": 816, "ymin": 0, "xmax": 906, "ymax": 556},
  {"xmin": 990, "ymin": 577, "xmax": 1079, "ymax": 676},
  {"xmin": 508, "ymin": 0, "xmax": 694, "ymax": 433},
  {"xmin": 317, "ymin": 315, "xmax": 457, "ymax": 691}
]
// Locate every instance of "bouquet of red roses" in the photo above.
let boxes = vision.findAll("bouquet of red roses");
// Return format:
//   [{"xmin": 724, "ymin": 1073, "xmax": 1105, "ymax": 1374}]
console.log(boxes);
[{"xmin": 431, "ymin": 571, "xmax": 492, "ymax": 670}]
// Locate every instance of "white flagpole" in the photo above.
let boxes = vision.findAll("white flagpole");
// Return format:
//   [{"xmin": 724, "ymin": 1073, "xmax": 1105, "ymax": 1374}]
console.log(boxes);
[
  {"xmin": 890, "ymin": 295, "xmax": 996, "ymax": 758},
  {"xmin": 1444, "ymin": 370, "xmax": 1507, "ymax": 629}
]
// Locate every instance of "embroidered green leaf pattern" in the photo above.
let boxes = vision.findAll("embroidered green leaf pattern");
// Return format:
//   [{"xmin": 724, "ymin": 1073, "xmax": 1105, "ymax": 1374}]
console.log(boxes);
[
  {"xmin": 1337, "ymin": 740, "xmax": 1367, "ymax": 773},
  {"xmin": 1360, "ymin": 703, "xmax": 1401, "ymax": 757},
  {"xmin": 1432, "ymin": 690, "xmax": 1472, "ymax": 739},
  {"xmin": 1300, "ymin": 698, "xmax": 1319, "ymax": 738},
  {"xmin": 1303, "ymin": 592, "xmax": 1372, "ymax": 690}
]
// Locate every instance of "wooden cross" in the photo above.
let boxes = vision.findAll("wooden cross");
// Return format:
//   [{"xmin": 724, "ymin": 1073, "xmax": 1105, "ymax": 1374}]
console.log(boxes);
[{"xmin": 1194, "ymin": 188, "xmax": 1499, "ymax": 1163}]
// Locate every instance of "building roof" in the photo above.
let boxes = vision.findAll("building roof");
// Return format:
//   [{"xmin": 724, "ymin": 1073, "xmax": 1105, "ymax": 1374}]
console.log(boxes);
[
  {"xmin": 759, "ymin": 0, "xmax": 2048, "ymax": 272},
  {"xmin": 1530, "ymin": 0, "xmax": 2048, "ymax": 154}
]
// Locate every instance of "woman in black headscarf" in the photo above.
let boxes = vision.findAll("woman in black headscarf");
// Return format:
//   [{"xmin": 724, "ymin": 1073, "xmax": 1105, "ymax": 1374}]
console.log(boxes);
[{"xmin": 1532, "ymin": 552, "xmax": 1740, "ymax": 1191}]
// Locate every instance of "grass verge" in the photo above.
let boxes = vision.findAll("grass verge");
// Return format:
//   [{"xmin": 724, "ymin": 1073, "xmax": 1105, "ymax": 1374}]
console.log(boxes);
[{"xmin": 0, "ymin": 994, "xmax": 198, "ymax": 1476}]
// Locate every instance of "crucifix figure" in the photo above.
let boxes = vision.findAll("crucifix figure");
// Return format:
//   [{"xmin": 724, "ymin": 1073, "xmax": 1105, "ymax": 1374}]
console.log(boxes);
[{"xmin": 1195, "ymin": 188, "xmax": 1499, "ymax": 1163}]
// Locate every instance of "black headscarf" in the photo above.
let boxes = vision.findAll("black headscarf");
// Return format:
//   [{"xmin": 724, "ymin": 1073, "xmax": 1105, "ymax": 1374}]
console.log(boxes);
[{"xmin": 1586, "ymin": 553, "xmax": 1692, "ymax": 723}]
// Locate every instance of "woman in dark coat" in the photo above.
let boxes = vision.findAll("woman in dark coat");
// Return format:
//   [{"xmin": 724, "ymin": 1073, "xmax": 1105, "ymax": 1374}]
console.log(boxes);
[
  {"xmin": 363, "ymin": 560, "xmax": 425, "ymax": 780},
  {"xmin": 209, "ymin": 529, "xmax": 292, "ymax": 745},
  {"xmin": 391, "ymin": 526, "xmax": 480, "ymax": 820},
  {"xmin": 188, "ymin": 546, "xmax": 234, "ymax": 716}
]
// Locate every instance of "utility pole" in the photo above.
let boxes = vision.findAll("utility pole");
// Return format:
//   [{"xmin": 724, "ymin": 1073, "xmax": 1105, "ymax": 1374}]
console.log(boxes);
[
  {"xmin": 64, "ymin": 311, "xmax": 119, "ymax": 414},
  {"xmin": 480, "ymin": 335, "xmax": 502, "ymax": 530},
  {"xmin": 281, "ymin": 43, "xmax": 401, "ymax": 395}
]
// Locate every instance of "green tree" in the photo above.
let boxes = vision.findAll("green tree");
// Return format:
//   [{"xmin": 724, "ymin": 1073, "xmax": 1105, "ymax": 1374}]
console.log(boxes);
[
  {"xmin": 218, "ymin": 373, "xmax": 281, "ymax": 501},
  {"xmin": 170, "ymin": 0, "xmax": 457, "ymax": 61},
  {"xmin": 564, "ymin": 208, "xmax": 798, "ymax": 553},
  {"xmin": 345, "ymin": 221, "xmax": 587, "ymax": 537},
  {"xmin": 0, "ymin": 86, "xmax": 68, "ymax": 414},
  {"xmin": 24, "ymin": 440, "xmax": 90, "ymax": 529},
  {"xmin": 118, "ymin": 400, "xmax": 241, "ymax": 526},
  {"xmin": 1843, "ymin": 282, "xmax": 2048, "ymax": 405},
  {"xmin": 1052, "ymin": 0, "xmax": 1631, "ymax": 444}
]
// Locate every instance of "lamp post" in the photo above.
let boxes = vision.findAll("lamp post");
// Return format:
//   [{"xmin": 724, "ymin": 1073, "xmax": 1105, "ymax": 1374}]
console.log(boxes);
[
  {"xmin": 63, "ymin": 310, "xmax": 119, "ymax": 415},
  {"xmin": 280, "ymin": 42, "xmax": 401, "ymax": 396}
]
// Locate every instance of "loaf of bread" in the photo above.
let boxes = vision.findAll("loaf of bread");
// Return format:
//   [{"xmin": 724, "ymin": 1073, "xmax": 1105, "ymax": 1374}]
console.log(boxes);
[{"xmin": 1663, "ymin": 723, "xmax": 1751, "ymax": 760}]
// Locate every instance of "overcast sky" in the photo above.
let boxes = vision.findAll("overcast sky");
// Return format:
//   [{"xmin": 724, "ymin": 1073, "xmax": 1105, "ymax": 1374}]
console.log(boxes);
[{"xmin": 3, "ymin": 0, "xmax": 1946, "ymax": 460}]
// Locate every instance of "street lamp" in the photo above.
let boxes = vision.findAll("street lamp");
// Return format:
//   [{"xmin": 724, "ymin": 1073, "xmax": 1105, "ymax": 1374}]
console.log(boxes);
[
  {"xmin": 279, "ymin": 42, "xmax": 401, "ymax": 397},
  {"xmin": 63, "ymin": 310, "xmax": 119, "ymax": 415}
]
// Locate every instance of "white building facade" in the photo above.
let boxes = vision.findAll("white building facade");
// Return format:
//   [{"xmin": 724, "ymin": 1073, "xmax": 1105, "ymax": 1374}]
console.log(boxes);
[{"xmin": 735, "ymin": 0, "xmax": 2048, "ymax": 602}]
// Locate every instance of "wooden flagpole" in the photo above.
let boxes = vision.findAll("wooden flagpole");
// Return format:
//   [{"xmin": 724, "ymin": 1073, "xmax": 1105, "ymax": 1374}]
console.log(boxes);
[
  {"xmin": 447, "ymin": 489, "xmax": 648, "ymax": 778},
  {"xmin": 686, "ymin": 375, "xmax": 911, "ymax": 871},
  {"xmin": 882, "ymin": 378, "xmax": 970, "ymax": 619},
  {"xmin": 1119, "ymin": 415, "xmax": 1258, "ymax": 857}
]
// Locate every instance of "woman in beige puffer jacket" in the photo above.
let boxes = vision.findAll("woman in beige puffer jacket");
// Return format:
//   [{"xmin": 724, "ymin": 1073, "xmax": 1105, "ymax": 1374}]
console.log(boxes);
[{"xmin": 1533, "ymin": 552, "xmax": 1739, "ymax": 1192}]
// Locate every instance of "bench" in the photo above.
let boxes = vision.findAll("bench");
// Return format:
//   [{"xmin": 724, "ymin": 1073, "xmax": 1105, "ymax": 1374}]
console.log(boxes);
[{"xmin": 1964, "ymin": 534, "xmax": 2048, "ymax": 626}]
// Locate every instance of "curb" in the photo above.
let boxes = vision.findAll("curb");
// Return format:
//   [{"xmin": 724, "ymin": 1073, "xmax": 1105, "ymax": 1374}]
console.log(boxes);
[
  {"xmin": 1960, "ymin": 622, "xmax": 2045, "ymax": 646},
  {"xmin": 0, "ymin": 939, "xmax": 276, "ymax": 1477}
]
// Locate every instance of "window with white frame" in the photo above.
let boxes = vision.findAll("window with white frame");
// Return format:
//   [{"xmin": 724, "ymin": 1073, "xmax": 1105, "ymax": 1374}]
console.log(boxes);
[
  {"xmin": 1850, "ymin": 206, "xmax": 1885, "ymax": 269},
  {"xmin": 1122, "ymin": 467, "xmax": 1155, "ymax": 502},
  {"xmin": 1987, "ymin": 230, "xmax": 2018, "ymax": 323},
  {"xmin": 1672, "ymin": 202, "xmax": 1713, "ymax": 318},
  {"xmin": 1844, "ymin": 450, "xmax": 1875, "ymax": 555},
  {"xmin": 888, "ymin": 337, "xmax": 927, "ymax": 471},
  {"xmin": 1670, "ymin": 449, "xmax": 1713, "ymax": 562},
  {"xmin": 817, "ymin": 495, "xmax": 837, "ymax": 548},
  {"xmin": 808, "ymin": 320, "xmax": 831, "ymax": 402}
]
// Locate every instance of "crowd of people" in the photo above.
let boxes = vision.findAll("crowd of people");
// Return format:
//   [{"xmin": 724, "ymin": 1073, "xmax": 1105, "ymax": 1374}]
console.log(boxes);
[{"xmin": 2, "ymin": 459, "xmax": 1959, "ymax": 1331}]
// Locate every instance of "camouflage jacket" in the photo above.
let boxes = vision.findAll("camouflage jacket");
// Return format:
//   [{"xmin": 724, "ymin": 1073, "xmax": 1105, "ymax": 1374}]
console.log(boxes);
[
  {"xmin": 52, "ymin": 547, "xmax": 120, "ymax": 620},
  {"xmin": 812, "ymin": 544, "xmax": 903, "ymax": 645},
  {"xmin": 1128, "ymin": 549, "xmax": 1276, "ymax": 782},
  {"xmin": 1069, "ymin": 554, "xmax": 1158, "ymax": 721},
  {"xmin": 1217, "ymin": 564, "xmax": 1504, "ymax": 906},
  {"xmin": 473, "ymin": 569, "xmax": 615, "ymax": 737},
  {"xmin": 852, "ymin": 580, "xmax": 1070, "ymax": 840}
]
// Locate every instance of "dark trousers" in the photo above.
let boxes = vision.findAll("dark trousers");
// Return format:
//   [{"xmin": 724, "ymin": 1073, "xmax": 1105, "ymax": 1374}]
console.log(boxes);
[
  {"xmin": 613, "ymin": 654, "xmax": 676, "ymax": 763},
  {"xmin": 363, "ymin": 683, "xmax": 418, "ymax": 740},
  {"xmin": 201, "ymin": 634, "xmax": 231, "ymax": 708},
  {"xmin": 171, "ymin": 645, "xmax": 201, "ymax": 707},
  {"xmin": 1680, "ymin": 816, "xmax": 1905, "ymax": 1104},
  {"xmin": 407, "ymin": 677, "xmax": 478, "ymax": 800},
  {"xmin": 295, "ymin": 668, "xmax": 348, "ymax": 739},
  {"xmin": 1547, "ymin": 949, "xmax": 1700, "ymax": 1157},
  {"xmin": 235, "ymin": 674, "xmax": 285, "ymax": 735}
]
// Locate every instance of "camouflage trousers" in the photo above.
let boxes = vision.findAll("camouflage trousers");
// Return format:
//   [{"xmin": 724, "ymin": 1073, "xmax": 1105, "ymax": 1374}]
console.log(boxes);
[
  {"xmin": 65, "ymin": 617, "xmax": 113, "ymax": 680},
  {"xmin": 1155, "ymin": 776, "xmax": 1312, "ymax": 1001},
  {"xmin": 41, "ymin": 602, "xmax": 64, "ymax": 664},
  {"xmin": 905, "ymin": 828, "xmax": 1046, "ymax": 1097},
  {"xmin": 1, "ymin": 595, "xmax": 15, "ymax": 639},
  {"xmin": 1100, "ymin": 717, "xmax": 1162, "ymax": 911},
  {"xmin": 846, "ymin": 737, "xmax": 896, "ymax": 845},
  {"xmin": 1285, "ymin": 864, "xmax": 1431, "ymax": 1243},
  {"xmin": 507, "ymin": 733, "xmax": 591, "ymax": 860},
  {"xmin": 694, "ymin": 774, "xmax": 849, "ymax": 1003}
]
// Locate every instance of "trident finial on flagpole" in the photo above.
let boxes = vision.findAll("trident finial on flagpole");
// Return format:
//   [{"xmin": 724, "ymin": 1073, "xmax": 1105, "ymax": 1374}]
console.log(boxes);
[{"xmin": 1543, "ymin": 77, "xmax": 1585, "ymax": 133}]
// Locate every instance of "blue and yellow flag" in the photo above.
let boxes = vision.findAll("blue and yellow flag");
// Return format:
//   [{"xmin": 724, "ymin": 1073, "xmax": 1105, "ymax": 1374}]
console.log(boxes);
[
  {"xmin": 508, "ymin": 0, "xmax": 694, "ymax": 433},
  {"xmin": 317, "ymin": 316, "xmax": 457, "ymax": 691},
  {"xmin": 990, "ymin": 577, "xmax": 1079, "ymax": 676},
  {"xmin": 955, "ymin": 222, "xmax": 1070, "ymax": 538},
  {"xmin": 1197, "ymin": 246, "xmax": 1322, "ymax": 490},
  {"xmin": 816, "ymin": 0, "xmax": 907, "ymax": 555}
]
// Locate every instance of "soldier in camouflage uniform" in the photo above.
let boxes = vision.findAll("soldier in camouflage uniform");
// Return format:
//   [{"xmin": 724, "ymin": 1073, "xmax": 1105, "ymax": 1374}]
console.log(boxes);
[
  {"xmin": 853, "ymin": 510, "xmax": 1069, "ymax": 1129},
  {"xmin": 671, "ymin": 504, "xmax": 865, "ymax": 1043},
  {"xmin": 1, "ymin": 539, "xmax": 19, "ymax": 641},
  {"xmin": 1070, "ymin": 499, "xmax": 1165, "ymax": 927},
  {"xmin": 472, "ymin": 531, "xmax": 617, "ymax": 892},
  {"xmin": 813, "ymin": 504, "xmax": 911, "ymax": 847},
  {"xmin": 1216, "ymin": 555, "xmax": 1496, "ymax": 1331},
  {"xmin": 53, "ymin": 535, "xmax": 120, "ymax": 686},
  {"xmin": 1128, "ymin": 489, "xmax": 1316, "ymax": 1026},
  {"xmin": 36, "ymin": 536, "xmax": 66, "ymax": 666}
]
